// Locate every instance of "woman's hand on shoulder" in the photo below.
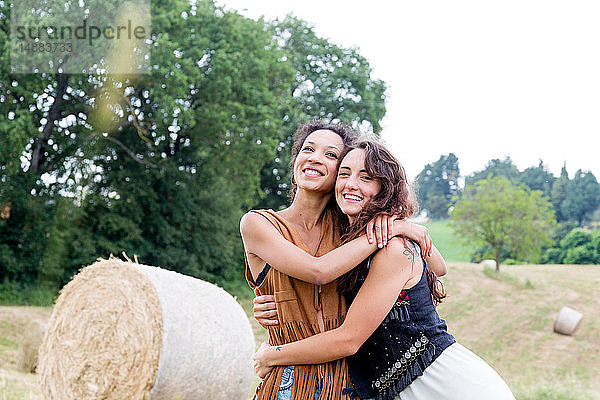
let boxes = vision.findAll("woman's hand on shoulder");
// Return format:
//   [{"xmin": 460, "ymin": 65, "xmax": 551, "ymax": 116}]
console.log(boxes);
[
  {"xmin": 364, "ymin": 214, "xmax": 433, "ymax": 254},
  {"xmin": 365, "ymin": 213, "xmax": 396, "ymax": 248},
  {"xmin": 390, "ymin": 220, "xmax": 432, "ymax": 257}
]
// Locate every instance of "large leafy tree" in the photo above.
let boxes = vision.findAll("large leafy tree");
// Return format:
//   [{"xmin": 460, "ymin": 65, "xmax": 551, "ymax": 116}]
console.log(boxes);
[
  {"xmin": 1, "ymin": 0, "xmax": 296, "ymax": 287},
  {"xmin": 415, "ymin": 153, "xmax": 460, "ymax": 219},
  {"xmin": 450, "ymin": 176, "xmax": 556, "ymax": 271},
  {"xmin": 561, "ymin": 170, "xmax": 600, "ymax": 225},
  {"xmin": 1, "ymin": 0, "xmax": 389, "ymax": 295},
  {"xmin": 1, "ymin": 0, "xmax": 98, "ymax": 287},
  {"xmin": 63, "ymin": 0, "xmax": 296, "ymax": 285}
]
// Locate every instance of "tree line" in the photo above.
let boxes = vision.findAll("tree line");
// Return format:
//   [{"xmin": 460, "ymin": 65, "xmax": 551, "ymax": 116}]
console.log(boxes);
[
  {"xmin": 416, "ymin": 155, "xmax": 600, "ymax": 224},
  {"xmin": 0, "ymin": 0, "xmax": 385, "ymax": 303},
  {"xmin": 416, "ymin": 154, "xmax": 600, "ymax": 268}
]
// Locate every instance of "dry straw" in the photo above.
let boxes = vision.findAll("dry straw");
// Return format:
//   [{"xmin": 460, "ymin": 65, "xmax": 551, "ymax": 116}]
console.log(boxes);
[
  {"xmin": 38, "ymin": 255, "xmax": 254, "ymax": 400},
  {"xmin": 17, "ymin": 319, "xmax": 48, "ymax": 373}
]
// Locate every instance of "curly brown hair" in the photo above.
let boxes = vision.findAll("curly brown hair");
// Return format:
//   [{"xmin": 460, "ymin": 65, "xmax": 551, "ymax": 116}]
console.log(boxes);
[
  {"xmin": 336, "ymin": 139, "xmax": 446, "ymax": 305},
  {"xmin": 288, "ymin": 120, "xmax": 357, "ymax": 203}
]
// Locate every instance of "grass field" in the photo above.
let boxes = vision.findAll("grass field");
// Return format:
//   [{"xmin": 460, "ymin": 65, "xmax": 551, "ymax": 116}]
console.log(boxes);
[
  {"xmin": 422, "ymin": 219, "xmax": 477, "ymax": 262},
  {"xmin": 2, "ymin": 263, "xmax": 599, "ymax": 400}
]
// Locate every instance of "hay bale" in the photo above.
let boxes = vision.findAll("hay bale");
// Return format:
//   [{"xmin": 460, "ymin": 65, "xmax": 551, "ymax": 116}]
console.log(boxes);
[
  {"xmin": 554, "ymin": 306, "xmax": 583, "ymax": 336},
  {"xmin": 17, "ymin": 319, "xmax": 48, "ymax": 373},
  {"xmin": 38, "ymin": 257, "xmax": 254, "ymax": 400},
  {"xmin": 480, "ymin": 259, "xmax": 497, "ymax": 269}
]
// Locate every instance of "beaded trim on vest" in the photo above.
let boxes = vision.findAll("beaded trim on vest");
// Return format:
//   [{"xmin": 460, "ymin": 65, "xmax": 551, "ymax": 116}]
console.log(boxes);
[{"xmin": 371, "ymin": 334, "xmax": 435, "ymax": 400}]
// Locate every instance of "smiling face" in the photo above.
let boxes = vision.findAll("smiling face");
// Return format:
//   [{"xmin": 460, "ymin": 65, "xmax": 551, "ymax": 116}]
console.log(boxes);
[
  {"xmin": 292, "ymin": 129, "xmax": 345, "ymax": 195},
  {"xmin": 335, "ymin": 148, "xmax": 381, "ymax": 219}
]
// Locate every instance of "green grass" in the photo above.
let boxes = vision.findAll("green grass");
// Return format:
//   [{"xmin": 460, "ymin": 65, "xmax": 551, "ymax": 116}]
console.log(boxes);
[{"xmin": 422, "ymin": 219, "xmax": 476, "ymax": 262}]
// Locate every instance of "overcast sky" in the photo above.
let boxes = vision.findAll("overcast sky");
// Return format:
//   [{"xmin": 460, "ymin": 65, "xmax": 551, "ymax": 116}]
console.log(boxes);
[{"xmin": 216, "ymin": 0, "xmax": 599, "ymax": 181}]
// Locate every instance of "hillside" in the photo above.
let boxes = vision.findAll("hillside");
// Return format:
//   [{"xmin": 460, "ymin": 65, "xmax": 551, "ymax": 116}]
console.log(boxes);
[
  {"xmin": 436, "ymin": 263, "xmax": 599, "ymax": 400},
  {"xmin": 1, "ymin": 263, "xmax": 599, "ymax": 400}
]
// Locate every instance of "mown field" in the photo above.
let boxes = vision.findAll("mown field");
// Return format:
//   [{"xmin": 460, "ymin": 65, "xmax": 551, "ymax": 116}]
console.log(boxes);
[{"xmin": 2, "ymin": 262, "xmax": 599, "ymax": 400}]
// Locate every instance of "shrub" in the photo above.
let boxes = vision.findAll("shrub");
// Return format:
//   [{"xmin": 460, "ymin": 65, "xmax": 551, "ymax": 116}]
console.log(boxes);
[
  {"xmin": 542, "ymin": 247, "xmax": 563, "ymax": 264},
  {"xmin": 563, "ymin": 245, "xmax": 597, "ymax": 264},
  {"xmin": 543, "ymin": 227, "xmax": 600, "ymax": 265},
  {"xmin": 503, "ymin": 259, "xmax": 522, "ymax": 265}
]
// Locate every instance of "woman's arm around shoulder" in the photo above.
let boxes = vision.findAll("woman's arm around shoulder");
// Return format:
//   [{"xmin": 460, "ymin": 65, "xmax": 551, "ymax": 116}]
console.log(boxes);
[
  {"xmin": 241, "ymin": 211, "xmax": 382, "ymax": 285},
  {"xmin": 341, "ymin": 237, "xmax": 421, "ymax": 352},
  {"xmin": 253, "ymin": 237, "xmax": 419, "ymax": 373},
  {"xmin": 424, "ymin": 244, "xmax": 447, "ymax": 277}
]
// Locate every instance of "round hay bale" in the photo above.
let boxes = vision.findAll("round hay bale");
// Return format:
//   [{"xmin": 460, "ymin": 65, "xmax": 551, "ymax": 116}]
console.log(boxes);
[
  {"xmin": 554, "ymin": 306, "xmax": 583, "ymax": 336},
  {"xmin": 38, "ymin": 257, "xmax": 254, "ymax": 400},
  {"xmin": 480, "ymin": 259, "xmax": 497, "ymax": 269},
  {"xmin": 17, "ymin": 319, "xmax": 48, "ymax": 373}
]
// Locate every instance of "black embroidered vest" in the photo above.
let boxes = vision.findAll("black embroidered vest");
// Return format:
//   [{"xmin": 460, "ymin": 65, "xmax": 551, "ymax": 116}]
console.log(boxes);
[{"xmin": 344, "ymin": 254, "xmax": 456, "ymax": 400}]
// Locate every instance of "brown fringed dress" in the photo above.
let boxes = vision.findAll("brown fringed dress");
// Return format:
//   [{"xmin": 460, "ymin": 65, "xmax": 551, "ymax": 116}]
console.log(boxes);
[{"xmin": 245, "ymin": 209, "xmax": 352, "ymax": 400}]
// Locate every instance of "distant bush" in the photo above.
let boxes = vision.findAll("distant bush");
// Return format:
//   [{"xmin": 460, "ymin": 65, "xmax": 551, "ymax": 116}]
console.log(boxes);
[
  {"xmin": 542, "ymin": 228, "xmax": 600, "ymax": 264},
  {"xmin": 542, "ymin": 247, "xmax": 562, "ymax": 264}
]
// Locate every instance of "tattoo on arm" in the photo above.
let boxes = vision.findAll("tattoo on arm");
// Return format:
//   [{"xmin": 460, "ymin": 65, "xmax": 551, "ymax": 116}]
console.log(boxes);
[
  {"xmin": 275, "ymin": 346, "xmax": 282, "ymax": 352},
  {"xmin": 402, "ymin": 248, "xmax": 414, "ymax": 263}
]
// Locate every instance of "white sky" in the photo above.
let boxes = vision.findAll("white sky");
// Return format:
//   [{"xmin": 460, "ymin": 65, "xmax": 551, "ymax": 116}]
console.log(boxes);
[{"xmin": 216, "ymin": 0, "xmax": 600, "ymax": 180}]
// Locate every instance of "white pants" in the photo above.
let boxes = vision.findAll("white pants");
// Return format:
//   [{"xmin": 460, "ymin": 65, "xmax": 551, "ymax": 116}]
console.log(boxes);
[{"xmin": 395, "ymin": 342, "xmax": 515, "ymax": 400}]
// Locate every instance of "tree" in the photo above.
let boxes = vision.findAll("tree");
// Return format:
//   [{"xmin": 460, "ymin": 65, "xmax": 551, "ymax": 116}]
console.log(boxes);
[
  {"xmin": 1, "ymin": 0, "xmax": 96, "ymax": 287},
  {"xmin": 1, "ymin": 0, "xmax": 297, "ymax": 288},
  {"xmin": 1, "ymin": 0, "xmax": 389, "ymax": 296},
  {"xmin": 543, "ymin": 228, "xmax": 600, "ymax": 265},
  {"xmin": 551, "ymin": 164, "xmax": 570, "ymax": 222},
  {"xmin": 415, "ymin": 153, "xmax": 460, "ymax": 219},
  {"xmin": 450, "ymin": 175, "xmax": 556, "ymax": 271},
  {"xmin": 519, "ymin": 160, "xmax": 555, "ymax": 200},
  {"xmin": 561, "ymin": 170, "xmax": 600, "ymax": 225},
  {"xmin": 464, "ymin": 156, "xmax": 519, "ymax": 187},
  {"xmin": 66, "ymin": 0, "xmax": 297, "ymax": 286}
]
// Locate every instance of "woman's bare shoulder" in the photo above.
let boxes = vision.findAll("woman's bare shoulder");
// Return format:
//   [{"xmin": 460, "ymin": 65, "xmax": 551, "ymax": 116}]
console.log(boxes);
[
  {"xmin": 372, "ymin": 237, "xmax": 419, "ymax": 268},
  {"xmin": 240, "ymin": 210, "xmax": 271, "ymax": 236}
]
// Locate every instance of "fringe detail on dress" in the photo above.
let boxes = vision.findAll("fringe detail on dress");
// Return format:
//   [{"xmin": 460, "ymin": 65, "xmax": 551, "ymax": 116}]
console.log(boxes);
[{"xmin": 251, "ymin": 319, "xmax": 352, "ymax": 400}]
